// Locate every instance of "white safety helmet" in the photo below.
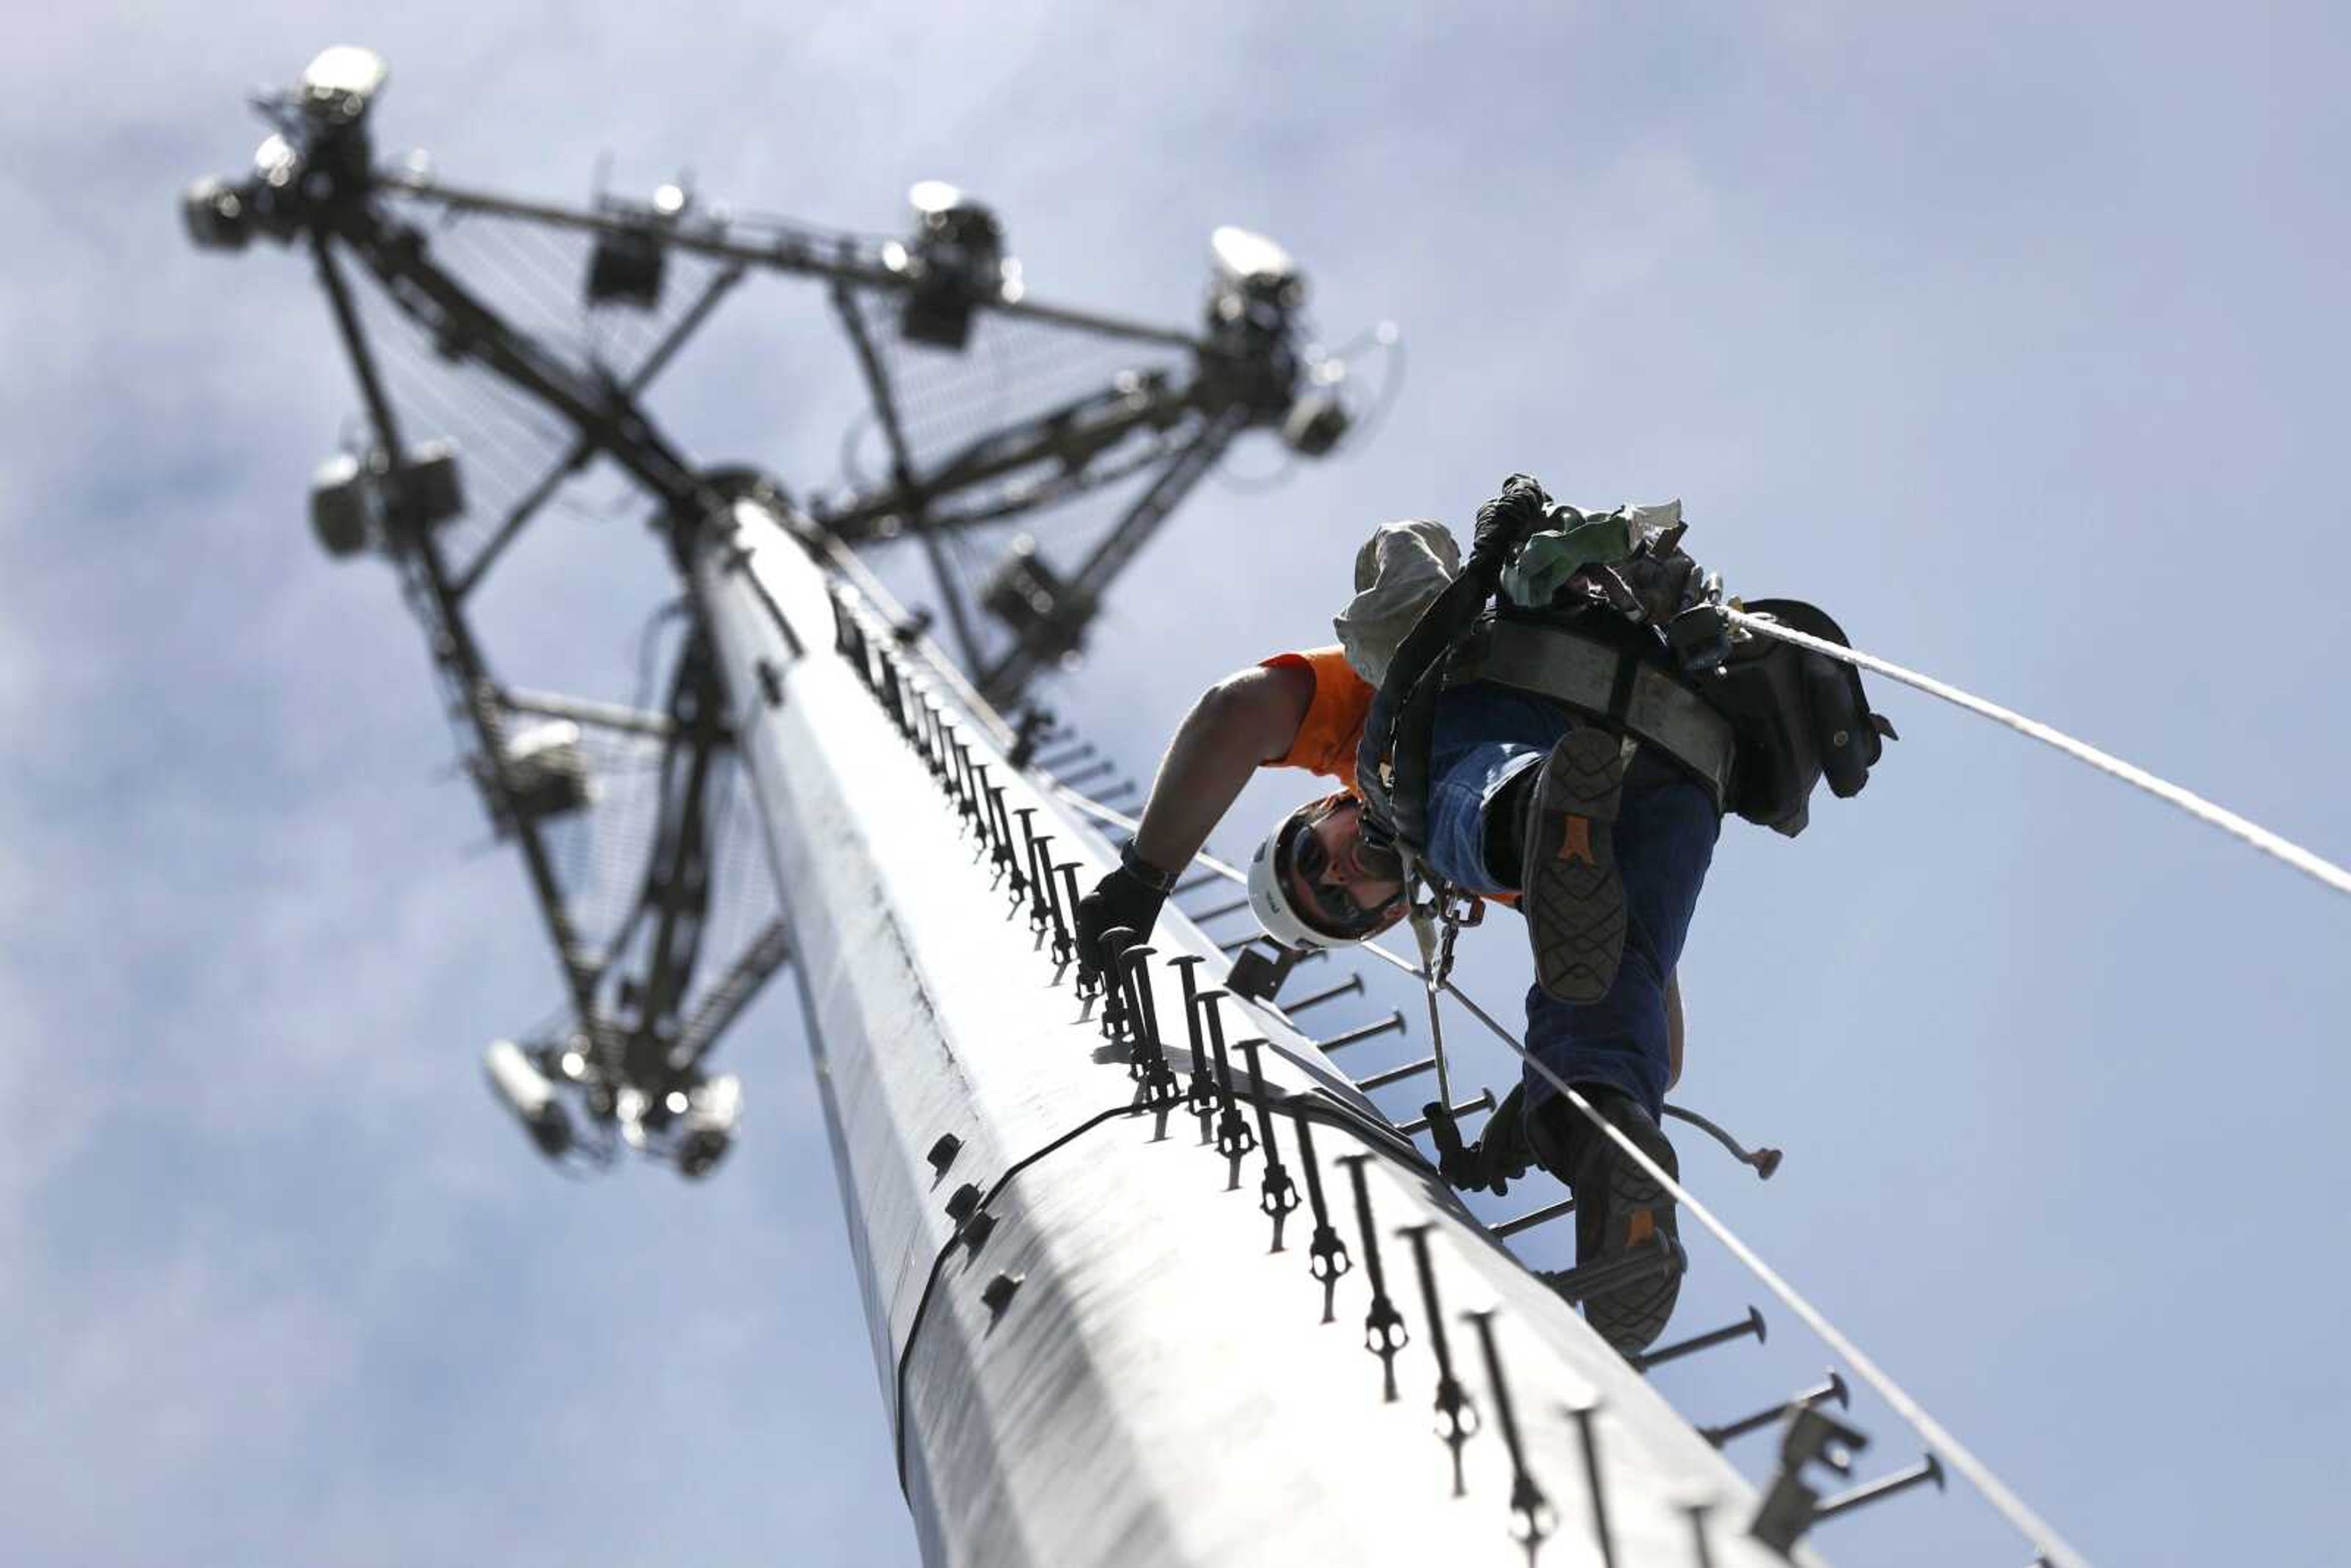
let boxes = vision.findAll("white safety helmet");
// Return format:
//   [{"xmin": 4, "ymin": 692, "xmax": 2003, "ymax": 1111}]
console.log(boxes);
[{"xmin": 1245, "ymin": 794, "xmax": 1406, "ymax": 949}]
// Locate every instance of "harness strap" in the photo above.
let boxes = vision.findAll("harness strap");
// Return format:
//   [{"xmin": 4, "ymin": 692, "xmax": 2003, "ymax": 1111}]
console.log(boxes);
[
  {"xmin": 1357, "ymin": 568, "xmax": 1497, "ymax": 850},
  {"xmin": 1447, "ymin": 618, "xmax": 1736, "ymax": 812},
  {"xmin": 1356, "ymin": 477, "xmax": 1559, "ymax": 850}
]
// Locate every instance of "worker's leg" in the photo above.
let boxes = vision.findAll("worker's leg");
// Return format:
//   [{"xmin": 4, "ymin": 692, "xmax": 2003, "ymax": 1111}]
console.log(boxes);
[
  {"xmin": 1427, "ymin": 702, "xmax": 1718, "ymax": 1354},
  {"xmin": 1420, "ymin": 683, "xmax": 1572, "ymax": 895},
  {"xmin": 1515, "ymin": 757, "xmax": 1715, "ymax": 1352},
  {"xmin": 1421, "ymin": 685, "xmax": 1719, "ymax": 1111},
  {"xmin": 1518, "ymin": 756, "xmax": 1718, "ymax": 1121}
]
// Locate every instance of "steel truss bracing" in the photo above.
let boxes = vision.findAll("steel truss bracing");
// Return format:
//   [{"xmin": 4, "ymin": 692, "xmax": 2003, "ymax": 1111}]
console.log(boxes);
[
  {"xmin": 298, "ymin": 168, "xmax": 762, "ymax": 1174},
  {"xmin": 184, "ymin": 47, "xmax": 1369, "ymax": 1181},
  {"xmin": 183, "ymin": 55, "xmax": 1373, "ymax": 1185}
]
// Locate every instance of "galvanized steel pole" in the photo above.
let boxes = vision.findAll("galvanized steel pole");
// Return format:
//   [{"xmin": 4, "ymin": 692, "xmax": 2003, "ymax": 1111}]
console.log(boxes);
[{"xmin": 691, "ymin": 493, "xmax": 1824, "ymax": 1568}]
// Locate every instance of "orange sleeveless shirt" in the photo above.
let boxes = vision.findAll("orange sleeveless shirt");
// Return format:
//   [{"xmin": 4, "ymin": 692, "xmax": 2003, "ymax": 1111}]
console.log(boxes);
[
  {"xmin": 1261, "ymin": 648, "xmax": 1376, "ymax": 790},
  {"xmin": 1260, "ymin": 647, "xmax": 1517, "ymax": 907}
]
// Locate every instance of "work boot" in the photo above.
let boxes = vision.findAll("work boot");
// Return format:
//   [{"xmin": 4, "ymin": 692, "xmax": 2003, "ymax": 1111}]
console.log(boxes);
[
  {"xmin": 1529, "ymin": 1087, "xmax": 1683, "ymax": 1356},
  {"xmin": 1521, "ymin": 725, "xmax": 1632, "ymax": 1003}
]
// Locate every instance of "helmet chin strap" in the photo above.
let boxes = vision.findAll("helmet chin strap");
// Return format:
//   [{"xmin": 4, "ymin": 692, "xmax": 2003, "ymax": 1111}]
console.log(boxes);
[
  {"xmin": 1327, "ymin": 791, "xmax": 1405, "ymax": 899},
  {"xmin": 1354, "ymin": 834, "xmax": 1404, "ymax": 887}
]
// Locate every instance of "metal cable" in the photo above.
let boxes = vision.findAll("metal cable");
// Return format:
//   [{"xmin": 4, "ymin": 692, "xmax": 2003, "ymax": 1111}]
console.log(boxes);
[
  {"xmin": 890, "ymin": 1100, "xmax": 1145, "ymax": 1491},
  {"xmin": 1726, "ymin": 607, "xmax": 2350, "ymax": 899},
  {"xmin": 1048, "ymin": 777, "xmax": 2093, "ymax": 1568}
]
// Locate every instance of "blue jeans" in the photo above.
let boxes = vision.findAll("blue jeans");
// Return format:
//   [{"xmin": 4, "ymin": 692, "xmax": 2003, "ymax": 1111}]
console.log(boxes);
[{"xmin": 1421, "ymin": 683, "xmax": 1719, "ymax": 1122}]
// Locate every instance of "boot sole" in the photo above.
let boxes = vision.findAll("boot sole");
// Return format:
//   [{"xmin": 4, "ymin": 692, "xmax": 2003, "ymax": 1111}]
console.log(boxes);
[
  {"xmin": 1581, "ymin": 1139, "xmax": 1683, "ymax": 1356},
  {"xmin": 1523, "ymin": 726, "xmax": 1630, "ymax": 1003}
]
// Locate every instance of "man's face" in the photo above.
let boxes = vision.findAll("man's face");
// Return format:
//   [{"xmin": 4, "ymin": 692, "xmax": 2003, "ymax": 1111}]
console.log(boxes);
[{"xmin": 1285, "ymin": 797, "xmax": 1407, "ymax": 938}]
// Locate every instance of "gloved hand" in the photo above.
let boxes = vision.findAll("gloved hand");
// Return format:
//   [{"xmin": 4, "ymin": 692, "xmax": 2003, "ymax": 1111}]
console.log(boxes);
[
  {"xmin": 1450, "ymin": 1082, "xmax": 1537, "ymax": 1195},
  {"xmin": 1468, "ymin": 473, "xmax": 1553, "ymax": 579},
  {"xmin": 1073, "ymin": 858, "xmax": 1171, "ymax": 986}
]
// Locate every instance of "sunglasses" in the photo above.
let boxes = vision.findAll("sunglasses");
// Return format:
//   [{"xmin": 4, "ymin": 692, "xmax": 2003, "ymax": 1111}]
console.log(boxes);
[{"xmin": 1286, "ymin": 808, "xmax": 1403, "ymax": 936}]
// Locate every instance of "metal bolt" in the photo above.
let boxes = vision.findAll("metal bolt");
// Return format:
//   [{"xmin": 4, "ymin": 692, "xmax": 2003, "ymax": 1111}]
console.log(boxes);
[
  {"xmin": 1397, "ymin": 1222, "xmax": 1478, "ymax": 1495},
  {"xmin": 1317, "ymin": 1012, "xmax": 1408, "ymax": 1054},
  {"xmin": 979, "ymin": 770, "xmax": 1008, "ymax": 847},
  {"xmin": 980, "ymin": 1271, "xmax": 1023, "ymax": 1316},
  {"xmin": 1198, "ymin": 990, "xmax": 1255, "ymax": 1160},
  {"xmin": 1235, "ymin": 1038, "xmax": 1299, "ymax": 1231},
  {"xmin": 1542, "ymin": 1234, "xmax": 1684, "ymax": 1307},
  {"xmin": 1812, "ymin": 1454, "xmax": 1946, "ymax": 1526},
  {"xmin": 984, "ymin": 781, "xmax": 1021, "ymax": 880},
  {"xmin": 1098, "ymin": 927, "xmax": 1134, "ymax": 1040},
  {"xmin": 1280, "ymin": 973, "xmax": 1366, "ymax": 1017},
  {"xmin": 927, "ymin": 708, "xmax": 952, "ymax": 784},
  {"xmin": 1493, "ymin": 1195, "xmax": 1578, "ymax": 1239},
  {"xmin": 1566, "ymin": 1398, "xmax": 1619, "ymax": 1568},
  {"xmin": 1462, "ymin": 1308, "xmax": 1553, "ymax": 1555},
  {"xmin": 950, "ymin": 738, "xmax": 980, "ymax": 823},
  {"xmin": 1056, "ymin": 863, "xmax": 1087, "ymax": 986},
  {"xmin": 920, "ymin": 700, "xmax": 947, "ymax": 777},
  {"xmin": 1699, "ymin": 1371, "xmax": 1849, "ymax": 1449},
  {"xmin": 1292, "ymin": 1111, "xmax": 1350, "ymax": 1291},
  {"xmin": 1118, "ymin": 943, "xmax": 1165, "ymax": 1083},
  {"xmin": 1168, "ymin": 955, "xmax": 1213, "ymax": 1125},
  {"xmin": 1014, "ymin": 808, "xmax": 1049, "ymax": 927},
  {"xmin": 969, "ymin": 763, "xmax": 1002, "ymax": 853},
  {"xmin": 1338, "ymin": 1153, "xmax": 1406, "ymax": 1401},
  {"xmin": 1355, "ymin": 1051, "xmax": 1438, "ymax": 1090},
  {"xmin": 1630, "ymin": 1305, "xmax": 1766, "ymax": 1373},
  {"xmin": 1399, "ymin": 1087, "xmax": 1496, "ymax": 1137},
  {"xmin": 1682, "ymin": 1498, "xmax": 1717, "ymax": 1568}
]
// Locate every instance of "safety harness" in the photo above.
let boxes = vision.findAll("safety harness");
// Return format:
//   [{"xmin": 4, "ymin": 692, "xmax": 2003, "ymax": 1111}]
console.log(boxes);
[
  {"xmin": 1349, "ymin": 478, "xmax": 1895, "ymax": 1185},
  {"xmin": 1356, "ymin": 479, "xmax": 1898, "ymax": 864},
  {"xmin": 1445, "ymin": 613, "xmax": 1738, "ymax": 809}
]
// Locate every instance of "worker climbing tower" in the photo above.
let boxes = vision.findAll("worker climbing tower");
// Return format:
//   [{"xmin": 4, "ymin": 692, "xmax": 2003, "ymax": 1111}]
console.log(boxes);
[{"xmin": 184, "ymin": 47, "xmax": 2091, "ymax": 1567}]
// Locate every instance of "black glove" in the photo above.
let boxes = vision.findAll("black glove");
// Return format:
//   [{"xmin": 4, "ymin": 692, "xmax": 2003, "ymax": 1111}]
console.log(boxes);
[
  {"xmin": 1452, "ymin": 1082, "xmax": 1538, "ymax": 1195},
  {"xmin": 1074, "ymin": 850, "xmax": 1172, "ymax": 985},
  {"xmin": 1468, "ymin": 473, "xmax": 1553, "ymax": 579}
]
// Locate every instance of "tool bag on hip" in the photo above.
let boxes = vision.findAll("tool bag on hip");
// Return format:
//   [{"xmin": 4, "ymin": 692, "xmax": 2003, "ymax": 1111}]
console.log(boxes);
[{"xmin": 1696, "ymin": 599, "xmax": 1897, "ymax": 837}]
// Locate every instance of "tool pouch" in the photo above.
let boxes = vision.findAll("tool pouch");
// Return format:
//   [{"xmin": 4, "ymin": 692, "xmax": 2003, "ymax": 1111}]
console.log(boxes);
[{"xmin": 1698, "ymin": 599, "xmax": 1895, "ymax": 837}]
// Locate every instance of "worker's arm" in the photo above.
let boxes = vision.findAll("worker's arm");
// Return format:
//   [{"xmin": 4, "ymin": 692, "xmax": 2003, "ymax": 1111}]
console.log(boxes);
[
  {"xmin": 1130, "ymin": 661, "xmax": 1316, "ymax": 874},
  {"xmin": 1071, "ymin": 661, "xmax": 1314, "ymax": 975},
  {"xmin": 1665, "ymin": 970, "xmax": 1685, "ymax": 1090}
]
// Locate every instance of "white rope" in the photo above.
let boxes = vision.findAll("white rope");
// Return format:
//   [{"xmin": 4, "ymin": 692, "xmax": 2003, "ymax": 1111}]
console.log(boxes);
[
  {"xmin": 1431, "ymin": 976, "xmax": 2091, "ymax": 1568},
  {"xmin": 1726, "ymin": 607, "xmax": 2351, "ymax": 899},
  {"xmin": 1048, "ymin": 776, "xmax": 2090, "ymax": 1566}
]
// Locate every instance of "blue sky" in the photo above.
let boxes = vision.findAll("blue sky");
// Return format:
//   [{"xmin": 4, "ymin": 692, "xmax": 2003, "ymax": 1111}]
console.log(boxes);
[{"xmin": 6, "ymin": 5, "xmax": 2348, "ymax": 1565}]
